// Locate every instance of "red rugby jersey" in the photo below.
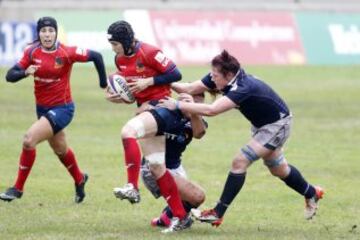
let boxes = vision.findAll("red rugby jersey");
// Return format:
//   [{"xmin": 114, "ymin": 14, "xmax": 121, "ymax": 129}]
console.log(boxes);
[
  {"xmin": 17, "ymin": 42, "xmax": 89, "ymax": 107},
  {"xmin": 115, "ymin": 42, "xmax": 175, "ymax": 105}
]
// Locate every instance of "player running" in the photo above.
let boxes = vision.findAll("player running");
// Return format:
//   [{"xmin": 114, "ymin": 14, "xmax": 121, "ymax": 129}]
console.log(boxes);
[
  {"xmin": 159, "ymin": 50, "xmax": 324, "ymax": 226},
  {"xmin": 105, "ymin": 20, "xmax": 191, "ymax": 232},
  {"xmin": 0, "ymin": 16, "xmax": 107, "ymax": 203}
]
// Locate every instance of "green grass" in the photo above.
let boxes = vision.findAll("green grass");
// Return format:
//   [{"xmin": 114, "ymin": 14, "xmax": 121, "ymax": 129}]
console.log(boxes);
[{"xmin": 0, "ymin": 65, "xmax": 359, "ymax": 239}]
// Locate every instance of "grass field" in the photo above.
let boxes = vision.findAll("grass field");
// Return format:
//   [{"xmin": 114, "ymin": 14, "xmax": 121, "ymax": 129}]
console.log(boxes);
[{"xmin": 0, "ymin": 65, "xmax": 359, "ymax": 240}]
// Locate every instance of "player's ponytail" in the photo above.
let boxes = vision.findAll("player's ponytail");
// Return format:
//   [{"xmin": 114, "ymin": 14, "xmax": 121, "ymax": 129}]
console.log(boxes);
[{"xmin": 211, "ymin": 50, "xmax": 240, "ymax": 77}]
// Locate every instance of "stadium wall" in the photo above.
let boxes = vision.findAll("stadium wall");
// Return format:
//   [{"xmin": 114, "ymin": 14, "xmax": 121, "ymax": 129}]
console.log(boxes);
[{"xmin": 1, "ymin": 9, "xmax": 360, "ymax": 66}]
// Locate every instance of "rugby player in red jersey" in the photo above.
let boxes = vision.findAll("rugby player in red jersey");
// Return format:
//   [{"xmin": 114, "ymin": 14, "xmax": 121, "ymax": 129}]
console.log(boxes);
[
  {"xmin": 0, "ymin": 16, "xmax": 107, "ymax": 203},
  {"xmin": 105, "ymin": 21, "xmax": 192, "ymax": 232}
]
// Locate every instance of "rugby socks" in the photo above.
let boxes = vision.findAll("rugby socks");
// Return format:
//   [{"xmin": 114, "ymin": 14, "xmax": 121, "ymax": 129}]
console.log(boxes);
[
  {"xmin": 14, "ymin": 148, "xmax": 36, "ymax": 191},
  {"xmin": 182, "ymin": 201, "xmax": 195, "ymax": 213},
  {"xmin": 162, "ymin": 200, "xmax": 193, "ymax": 218},
  {"xmin": 163, "ymin": 206, "xmax": 173, "ymax": 218},
  {"xmin": 122, "ymin": 138, "xmax": 141, "ymax": 189},
  {"xmin": 59, "ymin": 148, "xmax": 83, "ymax": 185},
  {"xmin": 156, "ymin": 170, "xmax": 186, "ymax": 219},
  {"xmin": 156, "ymin": 207, "xmax": 172, "ymax": 227},
  {"xmin": 281, "ymin": 165, "xmax": 316, "ymax": 199},
  {"xmin": 157, "ymin": 201, "xmax": 194, "ymax": 226},
  {"xmin": 214, "ymin": 172, "xmax": 246, "ymax": 218}
]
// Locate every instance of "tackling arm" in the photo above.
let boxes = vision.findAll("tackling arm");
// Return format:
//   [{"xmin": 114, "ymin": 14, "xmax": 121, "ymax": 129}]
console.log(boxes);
[
  {"xmin": 171, "ymin": 80, "xmax": 209, "ymax": 95},
  {"xmin": 189, "ymin": 114, "xmax": 207, "ymax": 139},
  {"xmin": 159, "ymin": 96, "xmax": 236, "ymax": 117}
]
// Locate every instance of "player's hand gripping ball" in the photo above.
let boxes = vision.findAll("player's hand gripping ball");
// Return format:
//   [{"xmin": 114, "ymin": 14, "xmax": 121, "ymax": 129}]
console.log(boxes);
[{"xmin": 107, "ymin": 74, "xmax": 135, "ymax": 103}]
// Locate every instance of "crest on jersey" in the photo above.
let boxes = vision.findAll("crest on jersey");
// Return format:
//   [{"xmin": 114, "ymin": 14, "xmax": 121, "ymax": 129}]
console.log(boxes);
[
  {"xmin": 136, "ymin": 59, "xmax": 145, "ymax": 73},
  {"xmin": 54, "ymin": 57, "xmax": 64, "ymax": 69}
]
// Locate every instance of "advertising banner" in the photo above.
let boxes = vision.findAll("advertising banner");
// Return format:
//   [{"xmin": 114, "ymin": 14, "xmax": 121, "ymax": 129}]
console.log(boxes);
[
  {"xmin": 296, "ymin": 12, "xmax": 360, "ymax": 64},
  {"xmin": 3, "ymin": 10, "xmax": 360, "ymax": 66},
  {"xmin": 145, "ymin": 11, "xmax": 305, "ymax": 65},
  {"xmin": 0, "ymin": 22, "xmax": 36, "ymax": 66}
]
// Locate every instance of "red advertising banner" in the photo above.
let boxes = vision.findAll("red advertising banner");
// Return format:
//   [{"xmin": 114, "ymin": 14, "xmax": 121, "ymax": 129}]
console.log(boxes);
[{"xmin": 148, "ymin": 11, "xmax": 305, "ymax": 65}]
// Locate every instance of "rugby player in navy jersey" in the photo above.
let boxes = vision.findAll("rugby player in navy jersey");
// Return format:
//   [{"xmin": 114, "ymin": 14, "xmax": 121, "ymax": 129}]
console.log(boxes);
[
  {"xmin": 158, "ymin": 50, "xmax": 324, "ymax": 226},
  {"xmin": 140, "ymin": 93, "xmax": 207, "ymax": 229},
  {"xmin": 105, "ymin": 20, "xmax": 191, "ymax": 232},
  {"xmin": 0, "ymin": 17, "xmax": 107, "ymax": 203}
]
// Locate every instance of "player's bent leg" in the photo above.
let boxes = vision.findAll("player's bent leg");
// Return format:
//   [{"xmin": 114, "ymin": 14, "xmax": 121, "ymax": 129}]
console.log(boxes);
[
  {"xmin": 0, "ymin": 117, "xmax": 54, "ymax": 202},
  {"xmin": 174, "ymin": 175, "xmax": 205, "ymax": 207},
  {"xmin": 263, "ymin": 150, "xmax": 324, "ymax": 220},
  {"xmin": 149, "ymin": 161, "xmax": 188, "ymax": 232},
  {"xmin": 48, "ymin": 131, "xmax": 87, "ymax": 203},
  {"xmin": 116, "ymin": 112, "xmax": 158, "ymax": 196},
  {"xmin": 195, "ymin": 141, "xmax": 265, "ymax": 226},
  {"xmin": 23, "ymin": 117, "xmax": 54, "ymax": 149}
]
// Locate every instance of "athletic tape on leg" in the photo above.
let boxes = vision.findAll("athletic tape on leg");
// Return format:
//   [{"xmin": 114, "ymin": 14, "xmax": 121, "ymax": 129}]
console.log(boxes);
[
  {"xmin": 126, "ymin": 118, "xmax": 145, "ymax": 138},
  {"xmin": 146, "ymin": 152, "xmax": 165, "ymax": 165}
]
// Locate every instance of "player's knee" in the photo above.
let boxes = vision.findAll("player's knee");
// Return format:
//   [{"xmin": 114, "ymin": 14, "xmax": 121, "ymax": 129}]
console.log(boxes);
[
  {"xmin": 231, "ymin": 156, "xmax": 249, "ymax": 173},
  {"xmin": 53, "ymin": 148, "xmax": 67, "ymax": 158},
  {"xmin": 264, "ymin": 155, "xmax": 289, "ymax": 178},
  {"xmin": 193, "ymin": 188, "xmax": 206, "ymax": 207},
  {"xmin": 22, "ymin": 133, "xmax": 36, "ymax": 149},
  {"xmin": 121, "ymin": 118, "xmax": 145, "ymax": 139}
]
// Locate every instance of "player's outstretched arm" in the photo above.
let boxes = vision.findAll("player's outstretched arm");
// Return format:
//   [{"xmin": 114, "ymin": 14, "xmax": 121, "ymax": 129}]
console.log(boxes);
[
  {"xmin": 87, "ymin": 50, "xmax": 107, "ymax": 89},
  {"xmin": 171, "ymin": 80, "xmax": 208, "ymax": 95}
]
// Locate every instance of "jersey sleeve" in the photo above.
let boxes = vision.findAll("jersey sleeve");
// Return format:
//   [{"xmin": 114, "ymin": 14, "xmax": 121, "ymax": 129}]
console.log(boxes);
[
  {"xmin": 67, "ymin": 46, "xmax": 90, "ymax": 63},
  {"xmin": 201, "ymin": 73, "xmax": 216, "ymax": 90},
  {"xmin": 17, "ymin": 45, "xmax": 34, "ymax": 70}
]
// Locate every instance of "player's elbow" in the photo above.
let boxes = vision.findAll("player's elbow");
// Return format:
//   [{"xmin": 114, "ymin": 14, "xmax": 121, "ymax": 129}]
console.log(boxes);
[
  {"xmin": 6, "ymin": 69, "xmax": 21, "ymax": 83},
  {"xmin": 193, "ymin": 130, "xmax": 205, "ymax": 139},
  {"xmin": 87, "ymin": 50, "xmax": 103, "ymax": 62},
  {"xmin": 172, "ymin": 67, "xmax": 182, "ymax": 82}
]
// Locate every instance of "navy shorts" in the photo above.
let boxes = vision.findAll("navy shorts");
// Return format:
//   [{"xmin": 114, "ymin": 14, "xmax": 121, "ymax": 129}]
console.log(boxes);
[
  {"xmin": 36, "ymin": 102, "xmax": 75, "ymax": 134},
  {"xmin": 149, "ymin": 107, "xmax": 185, "ymax": 135}
]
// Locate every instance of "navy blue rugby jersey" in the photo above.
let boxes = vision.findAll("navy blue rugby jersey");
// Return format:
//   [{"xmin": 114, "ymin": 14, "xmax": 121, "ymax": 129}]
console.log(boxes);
[
  {"xmin": 151, "ymin": 107, "xmax": 207, "ymax": 169},
  {"xmin": 164, "ymin": 121, "xmax": 194, "ymax": 169},
  {"xmin": 201, "ymin": 69, "xmax": 290, "ymax": 128}
]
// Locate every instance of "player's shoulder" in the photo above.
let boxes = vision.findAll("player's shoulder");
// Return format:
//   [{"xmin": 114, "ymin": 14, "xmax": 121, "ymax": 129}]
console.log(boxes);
[
  {"xmin": 57, "ymin": 42, "xmax": 74, "ymax": 52},
  {"xmin": 139, "ymin": 41, "xmax": 160, "ymax": 51},
  {"xmin": 138, "ymin": 41, "xmax": 161, "ymax": 54},
  {"xmin": 58, "ymin": 43, "xmax": 88, "ymax": 56},
  {"xmin": 24, "ymin": 42, "xmax": 41, "ymax": 54}
]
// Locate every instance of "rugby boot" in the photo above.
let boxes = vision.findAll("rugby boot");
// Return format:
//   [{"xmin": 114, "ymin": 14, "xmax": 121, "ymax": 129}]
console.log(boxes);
[
  {"xmin": 191, "ymin": 208, "xmax": 223, "ymax": 227},
  {"xmin": 75, "ymin": 173, "xmax": 88, "ymax": 203},
  {"xmin": 0, "ymin": 187, "xmax": 23, "ymax": 202},
  {"xmin": 161, "ymin": 214, "xmax": 193, "ymax": 233},
  {"xmin": 113, "ymin": 183, "xmax": 140, "ymax": 204},
  {"xmin": 304, "ymin": 186, "xmax": 324, "ymax": 220}
]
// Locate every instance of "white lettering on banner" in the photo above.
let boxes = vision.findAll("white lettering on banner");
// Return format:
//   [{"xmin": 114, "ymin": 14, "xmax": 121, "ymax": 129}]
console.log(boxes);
[
  {"xmin": 154, "ymin": 19, "xmax": 294, "ymax": 47},
  {"xmin": 162, "ymin": 41, "xmax": 221, "ymax": 62},
  {"xmin": 329, "ymin": 24, "xmax": 360, "ymax": 55}
]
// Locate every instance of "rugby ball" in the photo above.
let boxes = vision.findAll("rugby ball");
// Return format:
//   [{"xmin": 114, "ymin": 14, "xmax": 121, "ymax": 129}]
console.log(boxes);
[{"xmin": 107, "ymin": 74, "xmax": 135, "ymax": 103}]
